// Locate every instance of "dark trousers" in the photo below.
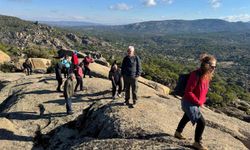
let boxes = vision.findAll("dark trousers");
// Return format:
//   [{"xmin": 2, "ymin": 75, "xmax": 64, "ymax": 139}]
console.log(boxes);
[
  {"xmin": 64, "ymin": 68, "xmax": 70, "ymax": 78},
  {"xmin": 84, "ymin": 66, "xmax": 92, "ymax": 78},
  {"xmin": 24, "ymin": 66, "xmax": 32, "ymax": 75},
  {"xmin": 56, "ymin": 77, "xmax": 63, "ymax": 91},
  {"xmin": 124, "ymin": 76, "xmax": 138, "ymax": 101},
  {"xmin": 75, "ymin": 76, "xmax": 83, "ymax": 91},
  {"xmin": 112, "ymin": 81, "xmax": 122, "ymax": 97},
  {"xmin": 65, "ymin": 97, "xmax": 72, "ymax": 113},
  {"xmin": 176, "ymin": 113, "xmax": 206, "ymax": 142}
]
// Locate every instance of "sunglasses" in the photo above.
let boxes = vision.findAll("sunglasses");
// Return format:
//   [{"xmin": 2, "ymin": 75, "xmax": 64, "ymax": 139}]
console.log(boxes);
[{"xmin": 208, "ymin": 63, "xmax": 216, "ymax": 69}]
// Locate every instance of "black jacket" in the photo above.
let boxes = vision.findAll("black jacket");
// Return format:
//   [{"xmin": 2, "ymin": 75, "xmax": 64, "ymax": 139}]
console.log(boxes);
[{"xmin": 121, "ymin": 55, "xmax": 142, "ymax": 77}]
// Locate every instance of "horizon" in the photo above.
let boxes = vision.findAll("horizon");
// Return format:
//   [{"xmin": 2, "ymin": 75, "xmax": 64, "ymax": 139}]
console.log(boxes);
[{"xmin": 0, "ymin": 0, "xmax": 250, "ymax": 25}]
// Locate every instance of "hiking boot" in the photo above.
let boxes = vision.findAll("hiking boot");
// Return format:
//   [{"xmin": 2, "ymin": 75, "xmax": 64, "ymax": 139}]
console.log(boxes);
[
  {"xmin": 193, "ymin": 142, "xmax": 207, "ymax": 150},
  {"xmin": 112, "ymin": 96, "xmax": 116, "ymax": 100},
  {"xmin": 133, "ymin": 100, "xmax": 136, "ymax": 105},
  {"xmin": 174, "ymin": 131, "xmax": 186, "ymax": 140}
]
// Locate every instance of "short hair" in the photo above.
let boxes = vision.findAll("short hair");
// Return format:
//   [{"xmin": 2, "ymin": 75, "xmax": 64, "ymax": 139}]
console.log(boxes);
[{"xmin": 128, "ymin": 46, "xmax": 135, "ymax": 51}]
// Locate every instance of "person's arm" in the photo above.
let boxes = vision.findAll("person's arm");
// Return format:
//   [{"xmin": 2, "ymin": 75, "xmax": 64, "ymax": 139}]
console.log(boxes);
[
  {"xmin": 136, "ymin": 56, "xmax": 142, "ymax": 77},
  {"xmin": 121, "ymin": 57, "xmax": 126, "ymax": 76},
  {"xmin": 184, "ymin": 72, "xmax": 200, "ymax": 106}
]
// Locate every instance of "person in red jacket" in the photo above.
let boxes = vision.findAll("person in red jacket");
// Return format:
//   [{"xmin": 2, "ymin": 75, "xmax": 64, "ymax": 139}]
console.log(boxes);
[
  {"xmin": 83, "ymin": 54, "xmax": 94, "ymax": 78},
  {"xmin": 72, "ymin": 50, "xmax": 79, "ymax": 68},
  {"xmin": 74, "ymin": 62, "xmax": 84, "ymax": 92},
  {"xmin": 174, "ymin": 54, "xmax": 217, "ymax": 150}
]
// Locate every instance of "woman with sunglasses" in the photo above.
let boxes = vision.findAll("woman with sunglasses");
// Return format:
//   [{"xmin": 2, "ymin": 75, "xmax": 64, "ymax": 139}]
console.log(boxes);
[{"xmin": 174, "ymin": 54, "xmax": 217, "ymax": 150}]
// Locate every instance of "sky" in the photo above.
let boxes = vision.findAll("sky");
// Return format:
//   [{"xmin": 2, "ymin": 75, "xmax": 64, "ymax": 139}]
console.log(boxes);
[{"xmin": 0, "ymin": 0, "xmax": 250, "ymax": 25}]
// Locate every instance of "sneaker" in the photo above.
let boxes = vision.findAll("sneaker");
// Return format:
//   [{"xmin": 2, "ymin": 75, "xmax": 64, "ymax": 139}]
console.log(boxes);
[
  {"xmin": 117, "ymin": 94, "xmax": 122, "ymax": 98},
  {"xmin": 192, "ymin": 142, "xmax": 207, "ymax": 150},
  {"xmin": 174, "ymin": 131, "xmax": 186, "ymax": 140},
  {"xmin": 67, "ymin": 111, "xmax": 74, "ymax": 115}
]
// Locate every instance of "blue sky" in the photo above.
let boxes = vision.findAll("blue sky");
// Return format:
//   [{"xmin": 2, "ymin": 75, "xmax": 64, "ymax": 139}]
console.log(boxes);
[{"xmin": 0, "ymin": 0, "xmax": 250, "ymax": 24}]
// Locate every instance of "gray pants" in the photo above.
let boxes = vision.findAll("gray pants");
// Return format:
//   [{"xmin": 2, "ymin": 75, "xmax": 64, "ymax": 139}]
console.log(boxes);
[{"xmin": 124, "ymin": 76, "xmax": 138, "ymax": 101}]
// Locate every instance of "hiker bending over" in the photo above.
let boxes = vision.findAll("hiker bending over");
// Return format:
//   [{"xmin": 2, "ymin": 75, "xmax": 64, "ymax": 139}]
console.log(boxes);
[
  {"xmin": 83, "ymin": 54, "xmax": 94, "ymax": 78},
  {"xmin": 55, "ymin": 61, "xmax": 63, "ymax": 92},
  {"xmin": 23, "ymin": 58, "xmax": 32, "ymax": 75},
  {"xmin": 174, "ymin": 54, "xmax": 217, "ymax": 150},
  {"xmin": 121, "ymin": 46, "xmax": 142, "ymax": 106},
  {"xmin": 74, "ymin": 63, "xmax": 84, "ymax": 92},
  {"xmin": 64, "ymin": 73, "xmax": 75, "ymax": 115},
  {"xmin": 109, "ymin": 63, "xmax": 122, "ymax": 99}
]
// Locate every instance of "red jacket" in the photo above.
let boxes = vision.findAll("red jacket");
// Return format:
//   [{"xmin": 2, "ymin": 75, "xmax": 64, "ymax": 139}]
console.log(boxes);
[
  {"xmin": 83, "ymin": 57, "xmax": 94, "ymax": 67},
  {"xmin": 76, "ymin": 66, "xmax": 83, "ymax": 78},
  {"xmin": 183, "ymin": 69, "xmax": 209, "ymax": 106},
  {"xmin": 72, "ymin": 53, "xmax": 79, "ymax": 65}
]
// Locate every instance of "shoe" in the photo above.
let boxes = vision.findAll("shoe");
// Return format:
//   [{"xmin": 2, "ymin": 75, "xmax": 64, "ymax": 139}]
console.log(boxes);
[
  {"xmin": 192, "ymin": 142, "xmax": 207, "ymax": 150},
  {"xmin": 117, "ymin": 94, "xmax": 122, "ymax": 98},
  {"xmin": 112, "ymin": 96, "xmax": 116, "ymax": 100},
  {"xmin": 67, "ymin": 111, "xmax": 74, "ymax": 115},
  {"xmin": 133, "ymin": 100, "xmax": 136, "ymax": 105},
  {"xmin": 174, "ymin": 131, "xmax": 186, "ymax": 140}
]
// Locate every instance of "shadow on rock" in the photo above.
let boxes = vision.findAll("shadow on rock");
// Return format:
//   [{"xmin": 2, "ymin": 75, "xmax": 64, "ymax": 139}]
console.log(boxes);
[{"xmin": 0, "ymin": 129, "xmax": 33, "ymax": 141}]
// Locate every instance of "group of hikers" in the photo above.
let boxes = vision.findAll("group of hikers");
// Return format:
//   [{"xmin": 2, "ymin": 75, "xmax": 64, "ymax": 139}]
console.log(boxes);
[{"xmin": 54, "ymin": 46, "xmax": 216, "ymax": 150}]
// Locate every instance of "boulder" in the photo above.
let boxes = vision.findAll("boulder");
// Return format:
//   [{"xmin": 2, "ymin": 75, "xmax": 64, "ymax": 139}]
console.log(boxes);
[
  {"xmin": 138, "ymin": 77, "xmax": 170, "ymax": 95},
  {"xmin": 14, "ymin": 58, "xmax": 51, "ymax": 72},
  {"xmin": 94, "ymin": 57, "xmax": 110, "ymax": 67},
  {"xmin": 0, "ymin": 50, "xmax": 11, "ymax": 64}
]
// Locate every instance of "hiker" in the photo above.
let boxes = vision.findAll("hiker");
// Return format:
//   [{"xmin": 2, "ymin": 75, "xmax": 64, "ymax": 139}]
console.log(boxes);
[
  {"xmin": 121, "ymin": 46, "xmax": 142, "ymax": 106},
  {"xmin": 62, "ymin": 55, "xmax": 72, "ymax": 78},
  {"xmin": 71, "ymin": 50, "xmax": 79, "ymax": 68},
  {"xmin": 74, "ymin": 63, "xmax": 84, "ymax": 92},
  {"xmin": 64, "ymin": 73, "xmax": 75, "ymax": 115},
  {"xmin": 174, "ymin": 54, "xmax": 217, "ymax": 150},
  {"xmin": 23, "ymin": 58, "xmax": 32, "ymax": 75},
  {"xmin": 109, "ymin": 62, "xmax": 122, "ymax": 99},
  {"xmin": 83, "ymin": 54, "xmax": 94, "ymax": 78},
  {"xmin": 55, "ymin": 61, "xmax": 63, "ymax": 92}
]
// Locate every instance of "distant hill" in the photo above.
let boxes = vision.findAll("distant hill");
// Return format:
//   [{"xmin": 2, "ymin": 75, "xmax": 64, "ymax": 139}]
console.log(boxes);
[
  {"xmin": 82, "ymin": 19, "xmax": 250, "ymax": 34},
  {"xmin": 0, "ymin": 15, "xmax": 114, "ymax": 57},
  {"xmin": 40, "ymin": 21, "xmax": 104, "ymax": 27}
]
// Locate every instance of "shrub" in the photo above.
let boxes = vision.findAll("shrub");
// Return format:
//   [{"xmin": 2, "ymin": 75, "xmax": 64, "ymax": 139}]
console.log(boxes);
[{"xmin": 0, "ymin": 62, "xmax": 16, "ymax": 72}]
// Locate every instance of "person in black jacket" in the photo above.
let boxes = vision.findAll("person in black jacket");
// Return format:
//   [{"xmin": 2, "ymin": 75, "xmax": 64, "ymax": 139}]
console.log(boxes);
[
  {"xmin": 121, "ymin": 46, "xmax": 142, "ymax": 106},
  {"xmin": 109, "ymin": 63, "xmax": 122, "ymax": 99},
  {"xmin": 55, "ymin": 62, "xmax": 63, "ymax": 92},
  {"xmin": 23, "ymin": 58, "xmax": 33, "ymax": 75}
]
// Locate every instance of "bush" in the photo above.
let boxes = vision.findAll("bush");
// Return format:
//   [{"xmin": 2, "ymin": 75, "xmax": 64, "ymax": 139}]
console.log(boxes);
[
  {"xmin": 207, "ymin": 92, "xmax": 224, "ymax": 106},
  {"xmin": 0, "ymin": 62, "xmax": 16, "ymax": 72}
]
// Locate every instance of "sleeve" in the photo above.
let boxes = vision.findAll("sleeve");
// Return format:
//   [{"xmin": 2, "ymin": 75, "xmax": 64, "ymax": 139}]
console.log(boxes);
[
  {"xmin": 184, "ymin": 72, "xmax": 200, "ymax": 106},
  {"xmin": 121, "ymin": 57, "xmax": 126, "ymax": 76},
  {"xmin": 136, "ymin": 56, "xmax": 142, "ymax": 76}
]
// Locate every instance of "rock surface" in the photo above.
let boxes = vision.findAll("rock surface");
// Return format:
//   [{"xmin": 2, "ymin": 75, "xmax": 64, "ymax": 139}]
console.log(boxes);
[
  {"xmin": 0, "ymin": 50, "xmax": 11, "ymax": 64},
  {"xmin": 0, "ymin": 72, "xmax": 249, "ymax": 150}
]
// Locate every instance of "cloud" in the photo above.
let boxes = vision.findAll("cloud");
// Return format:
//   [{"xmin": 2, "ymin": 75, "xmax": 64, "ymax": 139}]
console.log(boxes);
[
  {"xmin": 162, "ymin": 0, "xmax": 174, "ymax": 5},
  {"xmin": 109, "ymin": 3, "xmax": 132, "ymax": 11},
  {"xmin": 209, "ymin": 0, "xmax": 221, "ymax": 8},
  {"xmin": 223, "ymin": 14, "xmax": 250, "ymax": 22},
  {"xmin": 144, "ymin": 0, "xmax": 157, "ymax": 7},
  {"xmin": 6, "ymin": 0, "xmax": 32, "ymax": 2}
]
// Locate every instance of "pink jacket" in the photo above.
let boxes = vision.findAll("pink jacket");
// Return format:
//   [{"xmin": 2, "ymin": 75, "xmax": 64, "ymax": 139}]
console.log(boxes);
[{"xmin": 183, "ymin": 69, "xmax": 209, "ymax": 106}]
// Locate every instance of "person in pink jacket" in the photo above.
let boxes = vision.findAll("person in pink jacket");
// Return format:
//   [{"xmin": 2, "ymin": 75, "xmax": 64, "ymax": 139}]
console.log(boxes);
[
  {"xmin": 74, "ymin": 63, "xmax": 84, "ymax": 92},
  {"xmin": 174, "ymin": 54, "xmax": 217, "ymax": 150}
]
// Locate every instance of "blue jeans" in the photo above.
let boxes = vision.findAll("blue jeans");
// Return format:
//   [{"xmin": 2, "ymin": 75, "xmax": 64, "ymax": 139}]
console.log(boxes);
[{"xmin": 66, "ymin": 98, "xmax": 72, "ymax": 112}]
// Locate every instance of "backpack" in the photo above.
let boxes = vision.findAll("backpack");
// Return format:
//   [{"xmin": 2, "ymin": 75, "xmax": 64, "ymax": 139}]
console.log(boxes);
[{"xmin": 173, "ymin": 70, "xmax": 200, "ymax": 97}]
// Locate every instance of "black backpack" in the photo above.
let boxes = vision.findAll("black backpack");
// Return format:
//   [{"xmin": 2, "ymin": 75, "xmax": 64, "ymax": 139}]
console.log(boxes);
[{"xmin": 173, "ymin": 70, "xmax": 200, "ymax": 97}]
